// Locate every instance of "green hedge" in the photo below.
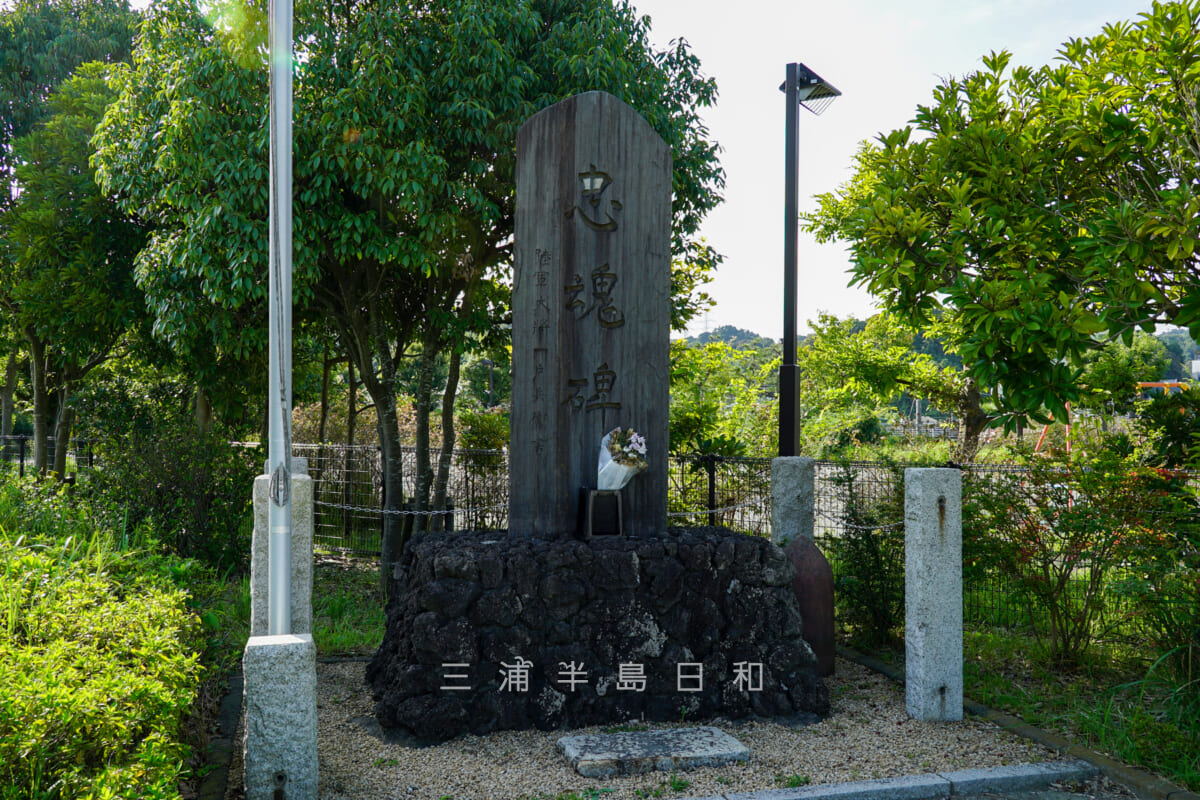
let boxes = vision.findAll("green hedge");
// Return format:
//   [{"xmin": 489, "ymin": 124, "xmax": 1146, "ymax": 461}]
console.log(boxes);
[{"xmin": 0, "ymin": 480, "xmax": 204, "ymax": 800}]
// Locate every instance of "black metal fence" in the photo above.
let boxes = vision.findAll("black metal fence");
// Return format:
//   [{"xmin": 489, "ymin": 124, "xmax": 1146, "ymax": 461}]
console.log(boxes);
[
  {"xmin": 12, "ymin": 432, "xmax": 1183, "ymax": 652},
  {"xmin": 809, "ymin": 459, "xmax": 1198, "ymax": 649},
  {"xmin": 667, "ymin": 454, "xmax": 772, "ymax": 533},
  {"xmin": 297, "ymin": 445, "xmax": 774, "ymax": 556},
  {"xmin": 295, "ymin": 443, "xmax": 510, "ymax": 556},
  {"xmin": 0, "ymin": 435, "xmax": 97, "ymax": 477}
]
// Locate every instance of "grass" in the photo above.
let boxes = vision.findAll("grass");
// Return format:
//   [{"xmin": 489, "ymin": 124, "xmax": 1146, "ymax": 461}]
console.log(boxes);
[
  {"xmin": 519, "ymin": 789, "xmax": 613, "ymax": 800},
  {"xmin": 193, "ymin": 552, "xmax": 385, "ymax": 661},
  {"xmin": 311, "ymin": 552, "xmax": 386, "ymax": 655},
  {"xmin": 775, "ymin": 773, "xmax": 811, "ymax": 788},
  {"xmin": 634, "ymin": 773, "xmax": 690, "ymax": 798},
  {"xmin": 0, "ymin": 477, "xmax": 214, "ymax": 798},
  {"xmin": 962, "ymin": 629, "xmax": 1200, "ymax": 791}
]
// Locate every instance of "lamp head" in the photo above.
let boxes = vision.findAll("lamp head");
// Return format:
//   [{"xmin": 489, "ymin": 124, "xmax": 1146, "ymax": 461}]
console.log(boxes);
[{"xmin": 781, "ymin": 62, "xmax": 841, "ymax": 116}]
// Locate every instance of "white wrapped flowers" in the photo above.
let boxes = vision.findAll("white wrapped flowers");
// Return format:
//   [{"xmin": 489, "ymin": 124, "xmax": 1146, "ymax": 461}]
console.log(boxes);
[{"xmin": 597, "ymin": 427, "xmax": 648, "ymax": 491}]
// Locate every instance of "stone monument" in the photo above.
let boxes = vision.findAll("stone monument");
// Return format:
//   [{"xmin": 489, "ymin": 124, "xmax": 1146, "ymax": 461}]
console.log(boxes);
[
  {"xmin": 369, "ymin": 92, "xmax": 830, "ymax": 742},
  {"xmin": 509, "ymin": 91, "xmax": 671, "ymax": 538}
]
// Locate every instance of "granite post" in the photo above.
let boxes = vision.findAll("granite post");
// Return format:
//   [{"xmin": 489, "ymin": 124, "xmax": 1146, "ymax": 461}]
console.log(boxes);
[
  {"xmin": 773, "ymin": 456, "xmax": 834, "ymax": 676},
  {"xmin": 250, "ymin": 458, "xmax": 312, "ymax": 636},
  {"xmin": 770, "ymin": 456, "xmax": 814, "ymax": 545},
  {"xmin": 904, "ymin": 467, "xmax": 963, "ymax": 721},
  {"xmin": 243, "ymin": 634, "xmax": 318, "ymax": 799}
]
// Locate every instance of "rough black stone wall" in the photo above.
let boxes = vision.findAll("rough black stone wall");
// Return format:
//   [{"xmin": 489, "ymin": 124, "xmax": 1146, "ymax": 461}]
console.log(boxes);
[{"xmin": 366, "ymin": 528, "xmax": 829, "ymax": 743}]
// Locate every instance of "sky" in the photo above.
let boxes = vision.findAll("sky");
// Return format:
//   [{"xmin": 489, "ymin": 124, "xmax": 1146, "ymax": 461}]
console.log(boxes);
[{"xmin": 625, "ymin": 0, "xmax": 1155, "ymax": 341}]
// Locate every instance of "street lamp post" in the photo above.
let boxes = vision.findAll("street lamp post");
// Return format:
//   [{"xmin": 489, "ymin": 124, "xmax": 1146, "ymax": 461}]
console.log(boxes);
[{"xmin": 779, "ymin": 62, "xmax": 840, "ymax": 457}]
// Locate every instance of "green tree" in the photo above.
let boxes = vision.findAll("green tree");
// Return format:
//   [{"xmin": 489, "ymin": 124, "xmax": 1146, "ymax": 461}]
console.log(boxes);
[
  {"xmin": 0, "ymin": 0, "xmax": 137, "ymax": 204},
  {"xmin": 94, "ymin": 0, "xmax": 724, "ymax": 564},
  {"xmin": 2, "ymin": 63, "xmax": 145, "ymax": 475},
  {"xmin": 669, "ymin": 339, "xmax": 776, "ymax": 456},
  {"xmin": 807, "ymin": 3, "xmax": 1200, "ymax": 426},
  {"xmin": 1078, "ymin": 332, "xmax": 1170, "ymax": 416},
  {"xmin": 798, "ymin": 313, "xmax": 991, "ymax": 458},
  {"xmin": 1157, "ymin": 328, "xmax": 1197, "ymax": 381},
  {"xmin": 0, "ymin": 0, "xmax": 137, "ymax": 451}
]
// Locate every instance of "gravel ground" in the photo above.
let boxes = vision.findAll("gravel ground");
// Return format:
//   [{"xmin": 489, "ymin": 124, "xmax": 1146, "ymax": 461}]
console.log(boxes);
[{"xmin": 264, "ymin": 656, "xmax": 1066, "ymax": 800}]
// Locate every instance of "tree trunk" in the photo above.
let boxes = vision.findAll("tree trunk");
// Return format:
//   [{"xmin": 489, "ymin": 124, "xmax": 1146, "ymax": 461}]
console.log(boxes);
[
  {"xmin": 431, "ymin": 346, "xmax": 462, "ymax": 533},
  {"xmin": 194, "ymin": 385, "xmax": 214, "ymax": 434},
  {"xmin": 956, "ymin": 379, "xmax": 989, "ymax": 461},
  {"xmin": 52, "ymin": 397, "xmax": 75, "ymax": 480},
  {"xmin": 412, "ymin": 342, "xmax": 435, "ymax": 535},
  {"xmin": 375, "ymin": 384, "xmax": 407, "ymax": 599},
  {"xmin": 342, "ymin": 359, "xmax": 356, "ymax": 543},
  {"xmin": 318, "ymin": 349, "xmax": 332, "ymax": 443},
  {"xmin": 346, "ymin": 359, "xmax": 357, "ymax": 446},
  {"xmin": 27, "ymin": 336, "xmax": 49, "ymax": 476},
  {"xmin": 1, "ymin": 351, "xmax": 17, "ymax": 439}
]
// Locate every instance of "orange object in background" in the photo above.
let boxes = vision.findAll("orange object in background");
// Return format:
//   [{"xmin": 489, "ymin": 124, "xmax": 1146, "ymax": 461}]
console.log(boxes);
[
  {"xmin": 1137, "ymin": 381, "xmax": 1190, "ymax": 398},
  {"xmin": 1035, "ymin": 402, "xmax": 1071, "ymax": 455}
]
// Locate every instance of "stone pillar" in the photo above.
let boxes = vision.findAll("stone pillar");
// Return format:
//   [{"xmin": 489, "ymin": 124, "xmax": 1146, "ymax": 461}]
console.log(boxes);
[
  {"xmin": 904, "ymin": 467, "xmax": 963, "ymax": 721},
  {"xmin": 250, "ymin": 458, "xmax": 312, "ymax": 637},
  {"xmin": 770, "ymin": 456, "xmax": 814, "ymax": 546},
  {"xmin": 243, "ymin": 634, "xmax": 318, "ymax": 799}
]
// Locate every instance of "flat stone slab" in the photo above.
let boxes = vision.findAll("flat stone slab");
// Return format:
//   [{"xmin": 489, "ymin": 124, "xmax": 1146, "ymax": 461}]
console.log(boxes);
[{"xmin": 556, "ymin": 726, "xmax": 749, "ymax": 778}]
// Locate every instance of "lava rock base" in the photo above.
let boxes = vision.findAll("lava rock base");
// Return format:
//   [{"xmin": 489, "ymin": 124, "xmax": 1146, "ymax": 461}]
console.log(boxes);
[{"xmin": 366, "ymin": 527, "xmax": 830, "ymax": 743}]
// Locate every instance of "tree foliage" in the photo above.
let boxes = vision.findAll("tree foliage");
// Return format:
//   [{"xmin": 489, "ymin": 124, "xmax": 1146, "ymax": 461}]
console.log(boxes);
[
  {"xmin": 806, "ymin": 2, "xmax": 1200, "ymax": 425},
  {"xmin": 94, "ymin": 0, "xmax": 724, "ymax": 555},
  {"xmin": 0, "ymin": 0, "xmax": 137, "ymax": 208},
  {"xmin": 2, "ymin": 63, "xmax": 145, "ymax": 473},
  {"xmin": 1078, "ymin": 332, "xmax": 1170, "ymax": 415},
  {"xmin": 669, "ymin": 339, "xmax": 776, "ymax": 456},
  {"xmin": 799, "ymin": 313, "xmax": 990, "ymax": 457}
]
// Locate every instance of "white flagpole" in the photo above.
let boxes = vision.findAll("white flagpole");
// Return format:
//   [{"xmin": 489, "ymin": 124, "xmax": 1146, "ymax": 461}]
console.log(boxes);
[{"xmin": 267, "ymin": 0, "xmax": 293, "ymax": 636}]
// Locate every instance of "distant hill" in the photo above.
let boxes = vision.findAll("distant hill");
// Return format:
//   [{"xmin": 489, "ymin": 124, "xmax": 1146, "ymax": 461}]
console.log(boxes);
[{"xmin": 689, "ymin": 325, "xmax": 777, "ymax": 350}]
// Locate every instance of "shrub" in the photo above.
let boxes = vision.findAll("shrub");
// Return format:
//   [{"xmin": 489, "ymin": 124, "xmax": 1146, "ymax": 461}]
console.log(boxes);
[
  {"xmin": 827, "ymin": 461, "xmax": 906, "ymax": 646},
  {"xmin": 1132, "ymin": 392, "xmax": 1200, "ymax": 468},
  {"xmin": 804, "ymin": 408, "xmax": 890, "ymax": 458},
  {"xmin": 457, "ymin": 405, "xmax": 510, "ymax": 451},
  {"xmin": 0, "ymin": 492, "xmax": 204, "ymax": 800},
  {"xmin": 964, "ymin": 450, "xmax": 1193, "ymax": 665},
  {"xmin": 1109, "ymin": 468, "xmax": 1200, "ymax": 685},
  {"xmin": 88, "ymin": 422, "xmax": 260, "ymax": 570}
]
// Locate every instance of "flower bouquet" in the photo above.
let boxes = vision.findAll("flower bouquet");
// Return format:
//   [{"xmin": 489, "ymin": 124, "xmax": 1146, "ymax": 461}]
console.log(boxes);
[{"xmin": 597, "ymin": 427, "xmax": 648, "ymax": 491}]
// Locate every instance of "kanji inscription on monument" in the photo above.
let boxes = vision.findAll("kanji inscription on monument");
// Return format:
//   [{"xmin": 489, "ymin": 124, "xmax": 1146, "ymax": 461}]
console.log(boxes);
[{"xmin": 510, "ymin": 92, "xmax": 671, "ymax": 538}]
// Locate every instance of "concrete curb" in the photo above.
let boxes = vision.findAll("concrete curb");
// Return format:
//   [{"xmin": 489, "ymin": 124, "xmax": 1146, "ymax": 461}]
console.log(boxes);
[
  {"xmin": 681, "ymin": 760, "xmax": 1098, "ymax": 800},
  {"xmin": 838, "ymin": 646, "xmax": 1200, "ymax": 800}
]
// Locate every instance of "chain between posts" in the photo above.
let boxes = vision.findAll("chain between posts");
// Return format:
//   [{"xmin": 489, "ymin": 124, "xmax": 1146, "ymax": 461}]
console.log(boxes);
[
  {"xmin": 814, "ymin": 508, "xmax": 905, "ymax": 531},
  {"xmin": 314, "ymin": 499, "xmax": 507, "ymax": 516},
  {"xmin": 316, "ymin": 497, "xmax": 775, "ymax": 519},
  {"xmin": 666, "ymin": 497, "xmax": 767, "ymax": 517}
]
